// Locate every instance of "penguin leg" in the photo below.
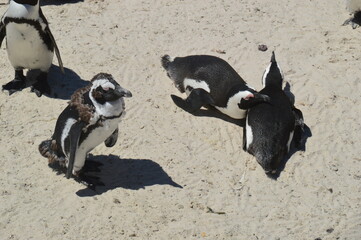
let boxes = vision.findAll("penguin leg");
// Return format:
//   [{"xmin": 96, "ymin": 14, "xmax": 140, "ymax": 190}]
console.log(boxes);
[
  {"xmin": 2, "ymin": 69, "xmax": 26, "ymax": 95},
  {"xmin": 31, "ymin": 71, "xmax": 51, "ymax": 97}
]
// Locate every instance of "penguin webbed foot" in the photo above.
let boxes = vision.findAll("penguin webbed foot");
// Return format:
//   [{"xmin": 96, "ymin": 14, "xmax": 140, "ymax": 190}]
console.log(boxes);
[
  {"xmin": 31, "ymin": 72, "xmax": 51, "ymax": 97},
  {"xmin": 74, "ymin": 171, "xmax": 104, "ymax": 189},
  {"xmin": 2, "ymin": 81, "xmax": 26, "ymax": 95}
]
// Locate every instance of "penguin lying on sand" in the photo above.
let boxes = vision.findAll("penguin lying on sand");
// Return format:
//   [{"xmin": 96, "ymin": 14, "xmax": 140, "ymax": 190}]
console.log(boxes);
[
  {"xmin": 161, "ymin": 55, "xmax": 270, "ymax": 119},
  {"xmin": 244, "ymin": 52, "xmax": 304, "ymax": 177},
  {"xmin": 343, "ymin": 0, "xmax": 361, "ymax": 28},
  {"xmin": 39, "ymin": 73, "xmax": 132, "ymax": 186},
  {"xmin": 0, "ymin": 0, "xmax": 64, "ymax": 97}
]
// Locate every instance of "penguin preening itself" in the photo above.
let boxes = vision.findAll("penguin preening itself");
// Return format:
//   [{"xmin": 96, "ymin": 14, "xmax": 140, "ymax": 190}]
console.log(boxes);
[
  {"xmin": 39, "ymin": 73, "xmax": 132, "ymax": 186},
  {"xmin": 0, "ymin": 0, "xmax": 64, "ymax": 97},
  {"xmin": 161, "ymin": 55, "xmax": 270, "ymax": 119},
  {"xmin": 343, "ymin": 0, "xmax": 361, "ymax": 28},
  {"xmin": 244, "ymin": 52, "xmax": 304, "ymax": 177}
]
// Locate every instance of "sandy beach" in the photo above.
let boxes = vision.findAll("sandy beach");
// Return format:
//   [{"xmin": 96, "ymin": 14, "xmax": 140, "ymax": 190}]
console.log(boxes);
[{"xmin": 0, "ymin": 0, "xmax": 360, "ymax": 239}]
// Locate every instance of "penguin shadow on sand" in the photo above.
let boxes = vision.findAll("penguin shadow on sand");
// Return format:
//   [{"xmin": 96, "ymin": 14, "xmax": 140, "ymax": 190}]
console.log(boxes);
[
  {"xmin": 40, "ymin": 0, "xmax": 84, "ymax": 6},
  {"xmin": 47, "ymin": 154, "xmax": 182, "ymax": 197},
  {"xmin": 170, "ymin": 94, "xmax": 245, "ymax": 127},
  {"xmin": 27, "ymin": 64, "xmax": 88, "ymax": 100}
]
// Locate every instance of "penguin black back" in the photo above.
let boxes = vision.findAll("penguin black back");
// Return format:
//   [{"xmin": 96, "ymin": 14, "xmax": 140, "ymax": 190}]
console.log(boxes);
[
  {"xmin": 162, "ymin": 55, "xmax": 247, "ymax": 104},
  {"xmin": 244, "ymin": 52, "xmax": 296, "ymax": 176}
]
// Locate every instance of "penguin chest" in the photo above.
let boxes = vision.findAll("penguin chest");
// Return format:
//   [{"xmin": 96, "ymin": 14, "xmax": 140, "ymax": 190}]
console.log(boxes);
[
  {"xmin": 6, "ymin": 22, "xmax": 53, "ymax": 71},
  {"xmin": 79, "ymin": 118, "xmax": 120, "ymax": 154},
  {"xmin": 215, "ymin": 92, "xmax": 247, "ymax": 119}
]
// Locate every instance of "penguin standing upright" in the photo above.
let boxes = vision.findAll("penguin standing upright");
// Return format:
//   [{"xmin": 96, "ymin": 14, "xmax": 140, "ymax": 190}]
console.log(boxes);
[
  {"xmin": 0, "ymin": 0, "xmax": 63, "ymax": 96},
  {"xmin": 244, "ymin": 52, "xmax": 304, "ymax": 176},
  {"xmin": 343, "ymin": 0, "xmax": 361, "ymax": 28},
  {"xmin": 161, "ymin": 54, "xmax": 270, "ymax": 119},
  {"xmin": 39, "ymin": 73, "xmax": 132, "ymax": 186}
]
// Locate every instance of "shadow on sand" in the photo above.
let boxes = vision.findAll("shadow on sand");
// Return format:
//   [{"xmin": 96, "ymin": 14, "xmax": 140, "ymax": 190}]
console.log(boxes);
[
  {"xmin": 65, "ymin": 155, "xmax": 183, "ymax": 197},
  {"xmin": 171, "ymin": 94, "xmax": 245, "ymax": 127},
  {"xmin": 27, "ymin": 64, "xmax": 89, "ymax": 100},
  {"xmin": 40, "ymin": 0, "xmax": 84, "ymax": 6}
]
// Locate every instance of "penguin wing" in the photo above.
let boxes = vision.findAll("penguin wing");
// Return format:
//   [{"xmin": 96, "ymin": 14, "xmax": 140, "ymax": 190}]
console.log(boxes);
[
  {"xmin": 39, "ymin": 8, "xmax": 64, "ymax": 74},
  {"xmin": 292, "ymin": 107, "xmax": 304, "ymax": 149},
  {"xmin": 0, "ymin": 21, "xmax": 5, "ymax": 48},
  {"xmin": 104, "ymin": 128, "xmax": 119, "ymax": 147},
  {"xmin": 66, "ymin": 121, "xmax": 87, "ymax": 179}
]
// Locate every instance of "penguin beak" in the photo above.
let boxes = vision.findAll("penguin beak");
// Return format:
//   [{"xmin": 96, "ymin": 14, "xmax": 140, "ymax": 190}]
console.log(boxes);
[{"xmin": 114, "ymin": 86, "xmax": 132, "ymax": 98}]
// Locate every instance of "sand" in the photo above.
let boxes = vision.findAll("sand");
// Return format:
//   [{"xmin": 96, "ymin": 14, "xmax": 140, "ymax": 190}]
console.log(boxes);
[{"xmin": 0, "ymin": 0, "xmax": 360, "ymax": 239}]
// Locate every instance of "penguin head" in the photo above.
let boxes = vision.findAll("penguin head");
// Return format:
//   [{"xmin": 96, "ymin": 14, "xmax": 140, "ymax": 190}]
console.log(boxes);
[
  {"xmin": 90, "ymin": 73, "xmax": 132, "ymax": 104},
  {"xmin": 262, "ymin": 51, "xmax": 284, "ymax": 89},
  {"xmin": 238, "ymin": 88, "xmax": 270, "ymax": 109},
  {"xmin": 13, "ymin": 0, "xmax": 38, "ymax": 6}
]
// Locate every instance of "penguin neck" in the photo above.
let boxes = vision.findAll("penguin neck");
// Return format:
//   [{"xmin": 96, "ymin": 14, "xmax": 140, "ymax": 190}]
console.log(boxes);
[{"xmin": 7, "ymin": 1, "xmax": 39, "ymax": 20}]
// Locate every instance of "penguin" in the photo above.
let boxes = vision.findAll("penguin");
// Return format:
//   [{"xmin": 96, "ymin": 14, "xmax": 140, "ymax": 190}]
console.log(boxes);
[
  {"xmin": 38, "ymin": 73, "xmax": 132, "ymax": 186},
  {"xmin": 0, "ymin": 0, "xmax": 64, "ymax": 97},
  {"xmin": 243, "ymin": 52, "xmax": 304, "ymax": 176},
  {"xmin": 161, "ymin": 54, "xmax": 270, "ymax": 119},
  {"xmin": 343, "ymin": 0, "xmax": 361, "ymax": 28}
]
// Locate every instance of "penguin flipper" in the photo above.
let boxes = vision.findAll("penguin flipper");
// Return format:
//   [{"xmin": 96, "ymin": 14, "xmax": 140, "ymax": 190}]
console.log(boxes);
[
  {"xmin": 0, "ymin": 21, "xmax": 5, "ymax": 48},
  {"xmin": 171, "ymin": 89, "xmax": 215, "ymax": 113},
  {"xmin": 47, "ymin": 27, "xmax": 64, "ymax": 74},
  {"xmin": 104, "ymin": 128, "xmax": 119, "ymax": 147},
  {"xmin": 185, "ymin": 88, "xmax": 215, "ymax": 111},
  {"xmin": 39, "ymin": 9, "xmax": 64, "ymax": 74},
  {"xmin": 66, "ymin": 121, "xmax": 86, "ymax": 179}
]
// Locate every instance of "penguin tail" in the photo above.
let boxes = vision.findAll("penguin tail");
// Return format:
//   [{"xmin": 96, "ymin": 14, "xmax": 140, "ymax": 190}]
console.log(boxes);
[
  {"xmin": 161, "ymin": 54, "xmax": 172, "ymax": 70},
  {"xmin": 38, "ymin": 139, "xmax": 60, "ymax": 164}
]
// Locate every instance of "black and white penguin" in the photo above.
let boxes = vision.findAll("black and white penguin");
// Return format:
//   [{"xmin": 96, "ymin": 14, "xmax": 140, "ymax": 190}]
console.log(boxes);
[
  {"xmin": 343, "ymin": 0, "xmax": 361, "ymax": 28},
  {"xmin": 161, "ymin": 54, "xmax": 270, "ymax": 119},
  {"xmin": 243, "ymin": 52, "xmax": 304, "ymax": 176},
  {"xmin": 0, "ymin": 0, "xmax": 64, "ymax": 96},
  {"xmin": 38, "ymin": 73, "xmax": 132, "ymax": 186}
]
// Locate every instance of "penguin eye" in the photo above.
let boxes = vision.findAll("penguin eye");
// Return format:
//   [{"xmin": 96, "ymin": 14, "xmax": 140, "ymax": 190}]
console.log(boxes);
[{"xmin": 96, "ymin": 86, "xmax": 111, "ymax": 92}]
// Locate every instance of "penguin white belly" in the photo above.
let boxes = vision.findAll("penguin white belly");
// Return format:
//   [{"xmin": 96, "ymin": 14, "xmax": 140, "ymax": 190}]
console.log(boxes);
[
  {"xmin": 6, "ymin": 23, "xmax": 53, "ymax": 71},
  {"xmin": 183, "ymin": 78, "xmax": 210, "ymax": 96},
  {"xmin": 215, "ymin": 92, "xmax": 247, "ymax": 119},
  {"xmin": 346, "ymin": 0, "xmax": 361, "ymax": 13},
  {"xmin": 72, "ymin": 118, "xmax": 120, "ymax": 173}
]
